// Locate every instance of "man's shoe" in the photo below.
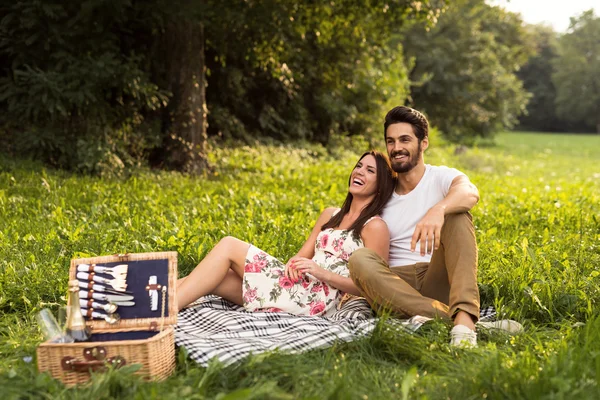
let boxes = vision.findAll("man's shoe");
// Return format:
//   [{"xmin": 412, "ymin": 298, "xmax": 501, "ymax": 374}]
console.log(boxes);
[
  {"xmin": 450, "ymin": 324, "xmax": 477, "ymax": 347},
  {"xmin": 477, "ymin": 319, "xmax": 523, "ymax": 334}
]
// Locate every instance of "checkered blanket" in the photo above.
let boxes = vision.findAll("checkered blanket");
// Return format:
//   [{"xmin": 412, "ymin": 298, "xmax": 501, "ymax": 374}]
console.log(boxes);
[{"xmin": 175, "ymin": 296, "xmax": 496, "ymax": 366}]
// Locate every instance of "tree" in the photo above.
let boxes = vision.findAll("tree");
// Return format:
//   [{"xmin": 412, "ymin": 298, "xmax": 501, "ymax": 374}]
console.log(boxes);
[
  {"xmin": 516, "ymin": 24, "xmax": 564, "ymax": 132},
  {"xmin": 402, "ymin": 0, "xmax": 533, "ymax": 143},
  {"xmin": 553, "ymin": 10, "xmax": 600, "ymax": 133}
]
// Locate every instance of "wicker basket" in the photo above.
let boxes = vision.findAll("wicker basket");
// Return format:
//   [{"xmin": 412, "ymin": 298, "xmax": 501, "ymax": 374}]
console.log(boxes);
[{"xmin": 37, "ymin": 252, "xmax": 178, "ymax": 386}]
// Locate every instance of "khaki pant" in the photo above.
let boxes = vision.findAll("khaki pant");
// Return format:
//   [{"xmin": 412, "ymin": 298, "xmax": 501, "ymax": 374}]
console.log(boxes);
[{"xmin": 348, "ymin": 213, "xmax": 480, "ymax": 321}]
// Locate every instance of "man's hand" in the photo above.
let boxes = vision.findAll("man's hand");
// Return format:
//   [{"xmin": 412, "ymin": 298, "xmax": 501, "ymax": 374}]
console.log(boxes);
[{"xmin": 411, "ymin": 205, "xmax": 445, "ymax": 256}]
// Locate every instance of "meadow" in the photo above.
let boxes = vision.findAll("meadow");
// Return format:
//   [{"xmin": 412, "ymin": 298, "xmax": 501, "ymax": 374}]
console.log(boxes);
[{"xmin": 0, "ymin": 132, "xmax": 599, "ymax": 399}]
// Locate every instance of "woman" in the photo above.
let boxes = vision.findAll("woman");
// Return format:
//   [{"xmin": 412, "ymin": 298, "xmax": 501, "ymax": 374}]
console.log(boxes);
[{"xmin": 177, "ymin": 151, "xmax": 395, "ymax": 316}]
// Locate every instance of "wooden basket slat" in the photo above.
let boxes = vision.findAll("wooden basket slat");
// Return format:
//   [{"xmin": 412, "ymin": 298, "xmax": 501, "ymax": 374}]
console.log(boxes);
[{"xmin": 37, "ymin": 327, "xmax": 175, "ymax": 387}]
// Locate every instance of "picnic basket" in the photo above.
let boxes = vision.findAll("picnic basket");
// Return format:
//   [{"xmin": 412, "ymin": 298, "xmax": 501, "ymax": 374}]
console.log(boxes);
[{"xmin": 37, "ymin": 251, "xmax": 178, "ymax": 386}]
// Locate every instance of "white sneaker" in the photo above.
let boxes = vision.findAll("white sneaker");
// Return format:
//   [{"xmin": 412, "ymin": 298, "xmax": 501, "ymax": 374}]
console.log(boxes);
[
  {"xmin": 450, "ymin": 324, "xmax": 477, "ymax": 347},
  {"xmin": 477, "ymin": 319, "xmax": 523, "ymax": 334}
]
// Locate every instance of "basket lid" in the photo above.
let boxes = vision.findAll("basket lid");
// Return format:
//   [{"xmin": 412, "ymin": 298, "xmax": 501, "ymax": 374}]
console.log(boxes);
[{"xmin": 69, "ymin": 252, "xmax": 178, "ymax": 332}]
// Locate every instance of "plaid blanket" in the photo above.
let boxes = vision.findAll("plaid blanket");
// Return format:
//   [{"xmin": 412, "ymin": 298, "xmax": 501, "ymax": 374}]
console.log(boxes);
[{"xmin": 175, "ymin": 296, "xmax": 496, "ymax": 366}]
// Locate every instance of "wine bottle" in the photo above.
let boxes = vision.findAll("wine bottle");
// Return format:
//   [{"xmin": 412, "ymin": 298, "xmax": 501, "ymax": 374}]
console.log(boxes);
[{"xmin": 65, "ymin": 279, "xmax": 91, "ymax": 342}]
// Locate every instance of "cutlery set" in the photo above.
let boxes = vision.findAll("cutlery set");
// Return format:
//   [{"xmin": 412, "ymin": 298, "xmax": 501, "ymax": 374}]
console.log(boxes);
[{"xmin": 76, "ymin": 263, "xmax": 130, "ymax": 324}]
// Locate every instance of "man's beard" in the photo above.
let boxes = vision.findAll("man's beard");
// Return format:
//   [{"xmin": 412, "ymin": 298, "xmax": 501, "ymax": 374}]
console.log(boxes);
[{"xmin": 390, "ymin": 142, "xmax": 422, "ymax": 173}]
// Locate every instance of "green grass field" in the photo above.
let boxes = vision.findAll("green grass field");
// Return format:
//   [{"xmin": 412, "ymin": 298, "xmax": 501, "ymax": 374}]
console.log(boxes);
[{"xmin": 1, "ymin": 132, "xmax": 599, "ymax": 399}]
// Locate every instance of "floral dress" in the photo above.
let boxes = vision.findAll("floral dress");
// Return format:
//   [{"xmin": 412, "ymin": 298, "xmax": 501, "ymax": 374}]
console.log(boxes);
[{"xmin": 242, "ymin": 215, "xmax": 380, "ymax": 317}]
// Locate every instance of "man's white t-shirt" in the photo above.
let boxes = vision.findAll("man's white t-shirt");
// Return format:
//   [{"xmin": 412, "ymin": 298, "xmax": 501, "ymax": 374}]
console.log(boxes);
[{"xmin": 382, "ymin": 164, "xmax": 465, "ymax": 267}]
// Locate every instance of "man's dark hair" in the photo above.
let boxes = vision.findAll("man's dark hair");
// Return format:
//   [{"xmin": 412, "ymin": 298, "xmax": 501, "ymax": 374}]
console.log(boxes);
[{"xmin": 384, "ymin": 106, "xmax": 429, "ymax": 142}]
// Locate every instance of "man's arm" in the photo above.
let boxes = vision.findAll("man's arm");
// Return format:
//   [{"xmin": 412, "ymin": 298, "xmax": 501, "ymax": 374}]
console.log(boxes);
[
  {"xmin": 411, "ymin": 175, "xmax": 479, "ymax": 256},
  {"xmin": 435, "ymin": 175, "xmax": 480, "ymax": 214}
]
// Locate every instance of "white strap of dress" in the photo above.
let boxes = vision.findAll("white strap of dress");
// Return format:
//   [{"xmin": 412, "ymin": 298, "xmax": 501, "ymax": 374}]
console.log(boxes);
[{"xmin": 363, "ymin": 215, "xmax": 382, "ymax": 227}]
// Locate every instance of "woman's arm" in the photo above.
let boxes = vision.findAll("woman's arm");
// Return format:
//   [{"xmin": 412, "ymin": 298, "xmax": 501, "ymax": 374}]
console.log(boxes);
[
  {"xmin": 286, "ymin": 207, "xmax": 337, "ymax": 280},
  {"xmin": 285, "ymin": 207, "xmax": 337, "ymax": 282},
  {"xmin": 292, "ymin": 218, "xmax": 390, "ymax": 296},
  {"xmin": 360, "ymin": 218, "xmax": 390, "ymax": 262},
  {"xmin": 291, "ymin": 259, "xmax": 361, "ymax": 296},
  {"xmin": 293, "ymin": 207, "xmax": 338, "ymax": 259}
]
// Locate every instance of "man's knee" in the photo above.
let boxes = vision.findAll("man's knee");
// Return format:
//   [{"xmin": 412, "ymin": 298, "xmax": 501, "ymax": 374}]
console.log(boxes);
[
  {"xmin": 442, "ymin": 212, "xmax": 475, "ymax": 236},
  {"xmin": 348, "ymin": 248, "xmax": 385, "ymax": 281},
  {"xmin": 445, "ymin": 212, "xmax": 472, "ymax": 225}
]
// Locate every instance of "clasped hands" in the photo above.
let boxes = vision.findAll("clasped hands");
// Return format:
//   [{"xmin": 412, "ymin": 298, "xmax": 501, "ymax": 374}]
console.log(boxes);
[
  {"xmin": 285, "ymin": 257, "xmax": 327, "ymax": 282},
  {"xmin": 411, "ymin": 205, "xmax": 445, "ymax": 256}
]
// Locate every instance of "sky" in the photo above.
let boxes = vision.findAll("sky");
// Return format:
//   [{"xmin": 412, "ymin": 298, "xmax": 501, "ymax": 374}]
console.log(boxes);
[{"xmin": 490, "ymin": 0, "xmax": 598, "ymax": 32}]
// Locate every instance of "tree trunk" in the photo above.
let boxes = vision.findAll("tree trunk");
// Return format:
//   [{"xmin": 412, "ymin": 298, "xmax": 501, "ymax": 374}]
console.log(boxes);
[{"xmin": 161, "ymin": 20, "xmax": 209, "ymax": 173}]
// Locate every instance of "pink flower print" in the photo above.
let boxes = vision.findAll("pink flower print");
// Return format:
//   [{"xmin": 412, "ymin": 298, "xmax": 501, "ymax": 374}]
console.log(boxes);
[
  {"xmin": 243, "ymin": 287, "xmax": 258, "ymax": 303},
  {"xmin": 245, "ymin": 259, "xmax": 267, "ymax": 273},
  {"xmin": 340, "ymin": 251, "xmax": 350, "ymax": 261},
  {"xmin": 333, "ymin": 238, "xmax": 343, "ymax": 252},
  {"xmin": 301, "ymin": 277, "xmax": 311, "ymax": 289},
  {"xmin": 311, "ymin": 283, "xmax": 322, "ymax": 293},
  {"xmin": 309, "ymin": 301, "xmax": 326, "ymax": 316},
  {"xmin": 279, "ymin": 276, "xmax": 295, "ymax": 289},
  {"xmin": 319, "ymin": 234, "xmax": 329, "ymax": 249},
  {"xmin": 323, "ymin": 284, "xmax": 330, "ymax": 296},
  {"xmin": 257, "ymin": 259, "xmax": 267, "ymax": 270},
  {"xmin": 253, "ymin": 252, "xmax": 267, "ymax": 261},
  {"xmin": 244, "ymin": 262, "xmax": 261, "ymax": 273},
  {"xmin": 256, "ymin": 307, "xmax": 283, "ymax": 312}
]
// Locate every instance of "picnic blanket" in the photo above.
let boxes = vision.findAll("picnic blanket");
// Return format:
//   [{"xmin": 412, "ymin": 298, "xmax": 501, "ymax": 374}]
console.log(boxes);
[{"xmin": 175, "ymin": 296, "xmax": 496, "ymax": 366}]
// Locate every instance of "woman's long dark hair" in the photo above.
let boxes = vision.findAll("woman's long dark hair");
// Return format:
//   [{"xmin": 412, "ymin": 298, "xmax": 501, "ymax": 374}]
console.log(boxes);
[{"xmin": 321, "ymin": 151, "xmax": 395, "ymax": 238}]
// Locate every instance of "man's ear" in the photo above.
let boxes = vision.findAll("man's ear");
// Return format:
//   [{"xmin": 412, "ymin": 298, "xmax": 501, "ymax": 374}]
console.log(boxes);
[{"xmin": 421, "ymin": 137, "xmax": 429, "ymax": 152}]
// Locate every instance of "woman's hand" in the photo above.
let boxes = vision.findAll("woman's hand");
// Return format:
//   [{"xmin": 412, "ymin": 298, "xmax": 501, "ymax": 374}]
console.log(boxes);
[
  {"xmin": 285, "ymin": 256, "xmax": 303, "ymax": 282},
  {"xmin": 290, "ymin": 257, "xmax": 329, "ymax": 281}
]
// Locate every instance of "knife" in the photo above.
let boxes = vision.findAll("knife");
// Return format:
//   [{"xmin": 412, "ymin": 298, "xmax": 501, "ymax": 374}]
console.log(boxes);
[{"xmin": 79, "ymin": 290, "xmax": 134, "ymax": 304}]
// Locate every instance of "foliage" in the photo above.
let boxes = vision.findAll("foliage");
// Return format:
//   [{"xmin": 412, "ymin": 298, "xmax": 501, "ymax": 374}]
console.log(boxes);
[
  {"xmin": 204, "ymin": 0, "xmax": 445, "ymax": 145},
  {"xmin": 516, "ymin": 24, "xmax": 595, "ymax": 133},
  {"xmin": 552, "ymin": 10, "xmax": 600, "ymax": 133},
  {"xmin": 1, "ymin": 132, "xmax": 600, "ymax": 398},
  {"xmin": 516, "ymin": 24, "xmax": 562, "ymax": 132},
  {"xmin": 0, "ymin": 0, "xmax": 447, "ymax": 173},
  {"xmin": 0, "ymin": 0, "xmax": 167, "ymax": 174},
  {"xmin": 402, "ymin": 0, "xmax": 533, "ymax": 143}
]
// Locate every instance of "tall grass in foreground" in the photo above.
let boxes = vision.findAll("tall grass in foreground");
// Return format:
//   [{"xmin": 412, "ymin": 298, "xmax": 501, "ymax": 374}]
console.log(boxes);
[{"xmin": 0, "ymin": 132, "xmax": 599, "ymax": 399}]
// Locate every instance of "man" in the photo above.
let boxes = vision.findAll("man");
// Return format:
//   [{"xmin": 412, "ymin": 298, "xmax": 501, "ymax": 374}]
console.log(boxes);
[{"xmin": 348, "ymin": 106, "xmax": 482, "ymax": 346}]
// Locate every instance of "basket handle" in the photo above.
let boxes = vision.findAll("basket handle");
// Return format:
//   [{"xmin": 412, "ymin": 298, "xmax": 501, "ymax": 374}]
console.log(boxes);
[
  {"xmin": 61, "ymin": 356, "xmax": 126, "ymax": 372},
  {"xmin": 61, "ymin": 346, "xmax": 126, "ymax": 372}
]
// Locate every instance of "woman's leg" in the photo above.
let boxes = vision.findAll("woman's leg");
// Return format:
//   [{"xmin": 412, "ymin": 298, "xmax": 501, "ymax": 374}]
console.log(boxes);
[
  {"xmin": 211, "ymin": 270, "xmax": 244, "ymax": 305},
  {"xmin": 177, "ymin": 236, "xmax": 249, "ymax": 310},
  {"xmin": 178, "ymin": 272, "xmax": 243, "ymax": 305}
]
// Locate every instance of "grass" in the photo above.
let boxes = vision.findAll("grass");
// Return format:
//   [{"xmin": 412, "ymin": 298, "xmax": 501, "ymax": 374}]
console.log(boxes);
[{"xmin": 0, "ymin": 131, "xmax": 599, "ymax": 399}]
